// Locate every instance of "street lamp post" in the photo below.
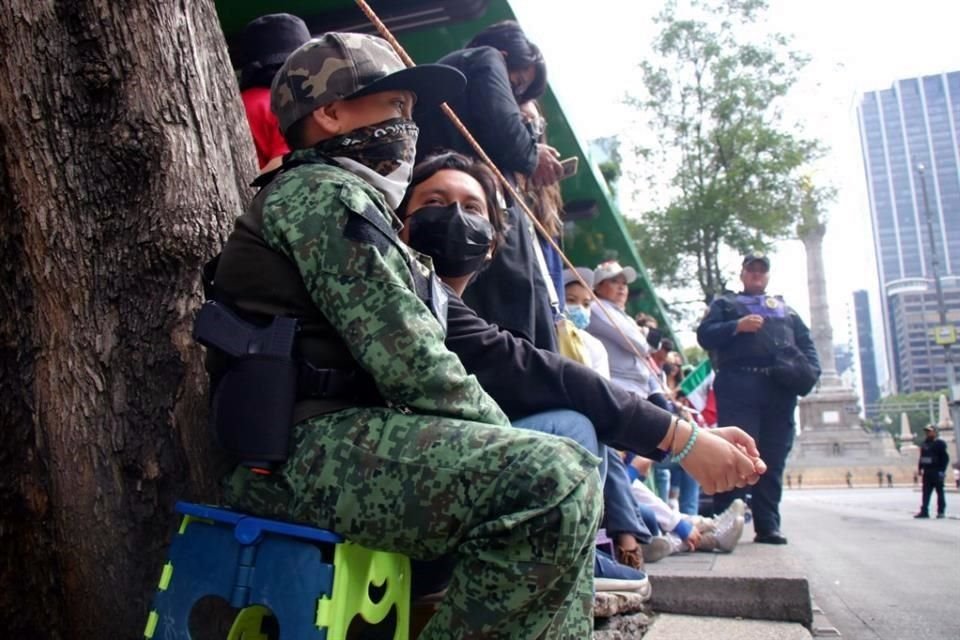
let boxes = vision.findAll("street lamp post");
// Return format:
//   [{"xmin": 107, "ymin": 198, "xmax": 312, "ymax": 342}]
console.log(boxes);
[{"xmin": 916, "ymin": 163, "xmax": 960, "ymax": 465}]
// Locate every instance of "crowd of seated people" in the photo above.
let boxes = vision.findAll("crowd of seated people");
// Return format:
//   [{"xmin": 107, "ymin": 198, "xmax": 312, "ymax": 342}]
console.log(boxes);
[{"xmin": 214, "ymin": 14, "xmax": 766, "ymax": 637}]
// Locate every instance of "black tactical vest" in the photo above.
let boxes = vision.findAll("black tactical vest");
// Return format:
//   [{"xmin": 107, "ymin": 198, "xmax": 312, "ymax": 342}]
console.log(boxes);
[
  {"xmin": 208, "ymin": 160, "xmax": 440, "ymax": 422},
  {"xmin": 712, "ymin": 292, "xmax": 798, "ymax": 369}
]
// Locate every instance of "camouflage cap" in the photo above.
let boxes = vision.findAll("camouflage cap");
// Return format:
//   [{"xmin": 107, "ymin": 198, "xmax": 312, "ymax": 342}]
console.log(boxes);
[{"xmin": 271, "ymin": 32, "xmax": 466, "ymax": 134}]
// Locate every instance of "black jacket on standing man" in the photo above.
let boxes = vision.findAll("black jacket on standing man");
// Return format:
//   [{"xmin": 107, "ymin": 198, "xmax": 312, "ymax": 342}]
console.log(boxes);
[{"xmin": 918, "ymin": 437, "xmax": 950, "ymax": 478}]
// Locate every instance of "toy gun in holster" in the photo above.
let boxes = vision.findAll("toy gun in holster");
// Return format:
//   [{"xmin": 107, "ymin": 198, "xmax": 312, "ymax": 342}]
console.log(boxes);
[{"xmin": 194, "ymin": 301, "xmax": 298, "ymax": 471}]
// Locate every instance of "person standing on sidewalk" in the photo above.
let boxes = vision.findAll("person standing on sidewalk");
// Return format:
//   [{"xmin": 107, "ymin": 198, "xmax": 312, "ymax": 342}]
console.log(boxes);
[
  {"xmin": 915, "ymin": 425, "xmax": 950, "ymax": 519},
  {"xmin": 697, "ymin": 254, "xmax": 821, "ymax": 545}
]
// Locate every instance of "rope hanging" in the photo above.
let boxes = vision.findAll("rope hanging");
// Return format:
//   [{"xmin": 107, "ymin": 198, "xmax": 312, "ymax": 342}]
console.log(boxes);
[{"xmin": 352, "ymin": 0, "xmax": 660, "ymax": 367}]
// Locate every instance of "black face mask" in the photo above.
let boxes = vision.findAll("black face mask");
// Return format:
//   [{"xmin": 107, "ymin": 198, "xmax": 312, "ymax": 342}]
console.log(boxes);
[{"xmin": 406, "ymin": 203, "xmax": 494, "ymax": 278}]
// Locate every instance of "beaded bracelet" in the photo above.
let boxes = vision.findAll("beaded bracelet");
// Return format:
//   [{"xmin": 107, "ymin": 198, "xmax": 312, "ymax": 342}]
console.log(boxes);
[{"xmin": 670, "ymin": 423, "xmax": 699, "ymax": 463}]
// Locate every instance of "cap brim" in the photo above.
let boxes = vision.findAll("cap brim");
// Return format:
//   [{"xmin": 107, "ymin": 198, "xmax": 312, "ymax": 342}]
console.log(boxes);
[
  {"xmin": 563, "ymin": 267, "xmax": 594, "ymax": 289},
  {"xmin": 348, "ymin": 64, "xmax": 466, "ymax": 108},
  {"xmin": 622, "ymin": 267, "xmax": 637, "ymax": 284}
]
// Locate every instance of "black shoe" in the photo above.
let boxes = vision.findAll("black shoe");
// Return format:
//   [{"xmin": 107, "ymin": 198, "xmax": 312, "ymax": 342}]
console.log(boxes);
[
  {"xmin": 914, "ymin": 512, "xmax": 929, "ymax": 518},
  {"xmin": 936, "ymin": 513, "xmax": 945, "ymax": 519},
  {"xmin": 754, "ymin": 530, "xmax": 788, "ymax": 545}
]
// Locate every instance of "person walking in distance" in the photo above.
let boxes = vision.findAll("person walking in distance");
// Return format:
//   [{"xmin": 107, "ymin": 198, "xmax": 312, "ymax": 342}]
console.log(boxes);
[{"xmin": 915, "ymin": 425, "xmax": 950, "ymax": 519}]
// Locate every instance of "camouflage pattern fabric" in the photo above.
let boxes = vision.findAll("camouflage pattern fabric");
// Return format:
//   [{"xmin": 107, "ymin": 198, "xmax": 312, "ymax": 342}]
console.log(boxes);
[
  {"xmin": 272, "ymin": 33, "xmax": 406, "ymax": 133},
  {"xmin": 223, "ymin": 150, "xmax": 602, "ymax": 637}
]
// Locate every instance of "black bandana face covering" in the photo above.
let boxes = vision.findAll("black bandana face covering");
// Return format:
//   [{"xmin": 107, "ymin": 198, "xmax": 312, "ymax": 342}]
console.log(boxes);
[
  {"xmin": 406, "ymin": 203, "xmax": 495, "ymax": 278},
  {"xmin": 317, "ymin": 117, "xmax": 419, "ymax": 209}
]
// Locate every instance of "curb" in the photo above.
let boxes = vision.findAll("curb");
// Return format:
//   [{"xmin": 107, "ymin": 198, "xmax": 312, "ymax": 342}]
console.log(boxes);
[{"xmin": 649, "ymin": 574, "xmax": 812, "ymax": 627}]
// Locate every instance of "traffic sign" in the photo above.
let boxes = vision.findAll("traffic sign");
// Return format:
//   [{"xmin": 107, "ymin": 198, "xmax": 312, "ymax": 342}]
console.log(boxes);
[{"xmin": 932, "ymin": 325, "xmax": 957, "ymax": 345}]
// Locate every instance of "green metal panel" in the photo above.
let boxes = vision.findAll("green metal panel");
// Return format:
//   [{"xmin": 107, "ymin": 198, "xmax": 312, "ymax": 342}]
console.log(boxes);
[{"xmin": 216, "ymin": 0, "xmax": 676, "ymax": 340}]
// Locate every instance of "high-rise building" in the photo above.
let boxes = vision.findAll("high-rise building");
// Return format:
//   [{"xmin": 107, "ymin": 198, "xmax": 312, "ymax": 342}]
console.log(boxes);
[
  {"xmin": 853, "ymin": 290, "xmax": 881, "ymax": 415},
  {"xmin": 858, "ymin": 71, "xmax": 960, "ymax": 394}
]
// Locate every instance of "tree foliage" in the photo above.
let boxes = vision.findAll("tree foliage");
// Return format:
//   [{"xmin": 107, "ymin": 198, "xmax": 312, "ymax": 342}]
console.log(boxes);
[
  {"xmin": 876, "ymin": 390, "xmax": 950, "ymax": 443},
  {"xmin": 626, "ymin": 0, "xmax": 823, "ymax": 303}
]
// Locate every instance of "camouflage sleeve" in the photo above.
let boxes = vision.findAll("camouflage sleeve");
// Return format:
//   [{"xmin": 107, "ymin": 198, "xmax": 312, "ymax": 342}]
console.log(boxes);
[{"xmin": 260, "ymin": 167, "xmax": 509, "ymax": 427}]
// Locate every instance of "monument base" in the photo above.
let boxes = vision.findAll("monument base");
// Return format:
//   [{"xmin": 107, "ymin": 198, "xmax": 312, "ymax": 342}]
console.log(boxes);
[{"xmin": 790, "ymin": 384, "xmax": 901, "ymax": 464}]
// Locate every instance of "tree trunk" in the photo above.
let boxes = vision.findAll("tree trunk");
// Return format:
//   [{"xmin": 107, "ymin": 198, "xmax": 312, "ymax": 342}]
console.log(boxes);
[{"xmin": 0, "ymin": 1, "xmax": 255, "ymax": 636}]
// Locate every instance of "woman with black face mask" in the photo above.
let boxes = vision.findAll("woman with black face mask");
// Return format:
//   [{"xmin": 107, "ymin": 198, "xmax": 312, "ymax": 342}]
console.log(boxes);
[{"xmin": 398, "ymin": 152, "xmax": 506, "ymax": 296}]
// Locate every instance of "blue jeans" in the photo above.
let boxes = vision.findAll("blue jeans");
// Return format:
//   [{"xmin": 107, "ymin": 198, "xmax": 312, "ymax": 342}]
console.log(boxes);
[
  {"xmin": 514, "ymin": 410, "xmax": 607, "ymax": 482},
  {"xmin": 667, "ymin": 463, "xmax": 700, "ymax": 516},
  {"xmin": 637, "ymin": 504, "xmax": 660, "ymax": 536},
  {"xmin": 652, "ymin": 463, "xmax": 671, "ymax": 502},
  {"xmin": 601, "ymin": 450, "xmax": 652, "ymax": 543}
]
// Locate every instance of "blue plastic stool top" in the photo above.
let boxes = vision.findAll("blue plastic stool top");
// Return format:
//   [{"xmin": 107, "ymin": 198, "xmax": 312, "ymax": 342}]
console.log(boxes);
[{"xmin": 176, "ymin": 501, "xmax": 343, "ymax": 546}]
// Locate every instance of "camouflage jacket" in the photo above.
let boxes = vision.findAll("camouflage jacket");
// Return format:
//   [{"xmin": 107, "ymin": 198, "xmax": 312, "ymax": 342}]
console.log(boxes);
[{"xmin": 255, "ymin": 148, "xmax": 509, "ymax": 426}]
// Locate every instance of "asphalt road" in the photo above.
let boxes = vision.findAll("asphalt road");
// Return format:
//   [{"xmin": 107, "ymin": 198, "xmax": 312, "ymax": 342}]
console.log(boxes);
[{"xmin": 780, "ymin": 487, "xmax": 960, "ymax": 640}]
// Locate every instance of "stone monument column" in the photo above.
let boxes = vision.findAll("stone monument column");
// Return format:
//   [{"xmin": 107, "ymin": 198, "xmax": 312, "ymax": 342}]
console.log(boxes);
[
  {"xmin": 790, "ymin": 197, "xmax": 897, "ymax": 464},
  {"xmin": 801, "ymin": 221, "xmax": 842, "ymax": 388}
]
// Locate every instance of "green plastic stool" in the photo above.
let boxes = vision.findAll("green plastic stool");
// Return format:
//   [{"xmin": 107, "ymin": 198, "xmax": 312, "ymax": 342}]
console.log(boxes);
[{"xmin": 145, "ymin": 502, "xmax": 410, "ymax": 640}]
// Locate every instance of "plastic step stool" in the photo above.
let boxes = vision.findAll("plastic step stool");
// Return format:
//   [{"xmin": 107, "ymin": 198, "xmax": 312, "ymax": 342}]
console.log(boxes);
[{"xmin": 144, "ymin": 501, "xmax": 410, "ymax": 640}]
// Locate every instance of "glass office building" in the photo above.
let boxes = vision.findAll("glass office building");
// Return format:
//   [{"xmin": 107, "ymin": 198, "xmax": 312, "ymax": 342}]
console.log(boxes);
[
  {"xmin": 853, "ymin": 289, "xmax": 881, "ymax": 414},
  {"xmin": 858, "ymin": 71, "xmax": 960, "ymax": 393}
]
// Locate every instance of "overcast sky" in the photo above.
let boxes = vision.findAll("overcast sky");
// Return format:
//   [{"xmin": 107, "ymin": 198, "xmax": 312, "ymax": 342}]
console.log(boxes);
[{"xmin": 512, "ymin": 0, "xmax": 960, "ymax": 390}]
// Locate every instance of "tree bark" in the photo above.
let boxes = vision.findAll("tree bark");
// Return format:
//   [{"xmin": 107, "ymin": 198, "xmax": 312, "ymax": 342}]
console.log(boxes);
[{"xmin": 0, "ymin": 1, "xmax": 255, "ymax": 636}]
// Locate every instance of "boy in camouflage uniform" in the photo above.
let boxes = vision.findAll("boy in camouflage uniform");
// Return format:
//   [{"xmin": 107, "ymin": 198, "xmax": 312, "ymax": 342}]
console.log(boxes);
[{"xmin": 213, "ymin": 34, "xmax": 602, "ymax": 638}]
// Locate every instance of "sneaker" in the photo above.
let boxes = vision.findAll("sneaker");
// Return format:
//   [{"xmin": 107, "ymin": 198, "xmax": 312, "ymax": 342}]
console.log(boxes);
[
  {"xmin": 936, "ymin": 513, "xmax": 946, "ymax": 519},
  {"xmin": 594, "ymin": 550, "xmax": 651, "ymax": 599},
  {"xmin": 665, "ymin": 532, "xmax": 688, "ymax": 553},
  {"xmin": 700, "ymin": 515, "xmax": 745, "ymax": 552},
  {"xmin": 692, "ymin": 516, "xmax": 714, "ymax": 533},
  {"xmin": 714, "ymin": 499, "xmax": 746, "ymax": 528},
  {"xmin": 641, "ymin": 536, "xmax": 674, "ymax": 563},
  {"xmin": 914, "ymin": 512, "xmax": 929, "ymax": 519}
]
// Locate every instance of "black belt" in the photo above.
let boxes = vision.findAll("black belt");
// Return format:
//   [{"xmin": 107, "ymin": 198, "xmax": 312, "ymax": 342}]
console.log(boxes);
[
  {"xmin": 730, "ymin": 365, "xmax": 772, "ymax": 375},
  {"xmin": 297, "ymin": 363, "xmax": 382, "ymax": 403}
]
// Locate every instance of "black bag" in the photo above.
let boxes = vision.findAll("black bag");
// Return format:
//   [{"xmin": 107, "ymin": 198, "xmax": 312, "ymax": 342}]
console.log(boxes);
[{"xmin": 771, "ymin": 344, "xmax": 819, "ymax": 397}]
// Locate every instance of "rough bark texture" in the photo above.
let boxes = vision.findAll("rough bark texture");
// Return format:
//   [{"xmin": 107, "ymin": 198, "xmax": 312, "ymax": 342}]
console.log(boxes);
[{"xmin": 0, "ymin": 1, "xmax": 256, "ymax": 636}]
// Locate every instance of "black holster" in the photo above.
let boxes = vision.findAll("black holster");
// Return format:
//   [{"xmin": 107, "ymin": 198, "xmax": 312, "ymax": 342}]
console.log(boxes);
[{"xmin": 211, "ymin": 351, "xmax": 298, "ymax": 469}]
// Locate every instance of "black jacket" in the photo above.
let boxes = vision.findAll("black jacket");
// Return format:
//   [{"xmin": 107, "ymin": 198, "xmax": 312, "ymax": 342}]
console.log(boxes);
[
  {"xmin": 918, "ymin": 437, "xmax": 950, "ymax": 475},
  {"xmin": 697, "ymin": 291, "xmax": 820, "ymax": 373},
  {"xmin": 414, "ymin": 46, "xmax": 555, "ymax": 350},
  {"xmin": 445, "ymin": 292, "xmax": 672, "ymax": 457},
  {"xmin": 414, "ymin": 46, "xmax": 538, "ymax": 175}
]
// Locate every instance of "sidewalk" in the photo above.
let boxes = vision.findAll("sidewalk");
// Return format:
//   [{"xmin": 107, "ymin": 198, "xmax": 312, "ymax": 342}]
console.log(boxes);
[{"xmin": 637, "ymin": 530, "xmax": 821, "ymax": 639}]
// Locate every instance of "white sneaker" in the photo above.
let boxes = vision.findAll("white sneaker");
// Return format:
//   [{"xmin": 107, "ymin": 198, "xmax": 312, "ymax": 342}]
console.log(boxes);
[
  {"xmin": 665, "ymin": 532, "xmax": 687, "ymax": 553},
  {"xmin": 642, "ymin": 535, "xmax": 674, "ymax": 563},
  {"xmin": 711, "ymin": 515, "xmax": 745, "ymax": 552},
  {"xmin": 594, "ymin": 550, "xmax": 651, "ymax": 599},
  {"xmin": 714, "ymin": 499, "xmax": 746, "ymax": 528},
  {"xmin": 595, "ymin": 577, "xmax": 652, "ymax": 600}
]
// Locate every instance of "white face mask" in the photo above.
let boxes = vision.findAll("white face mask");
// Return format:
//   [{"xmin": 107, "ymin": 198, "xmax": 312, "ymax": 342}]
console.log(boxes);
[{"xmin": 332, "ymin": 156, "xmax": 412, "ymax": 210}]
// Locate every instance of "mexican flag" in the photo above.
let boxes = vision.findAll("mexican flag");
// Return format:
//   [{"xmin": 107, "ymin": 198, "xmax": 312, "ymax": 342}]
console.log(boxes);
[{"xmin": 680, "ymin": 360, "xmax": 716, "ymax": 425}]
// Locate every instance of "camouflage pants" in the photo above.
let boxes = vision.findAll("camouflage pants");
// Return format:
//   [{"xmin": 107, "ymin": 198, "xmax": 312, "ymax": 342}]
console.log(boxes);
[{"xmin": 225, "ymin": 407, "xmax": 602, "ymax": 639}]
